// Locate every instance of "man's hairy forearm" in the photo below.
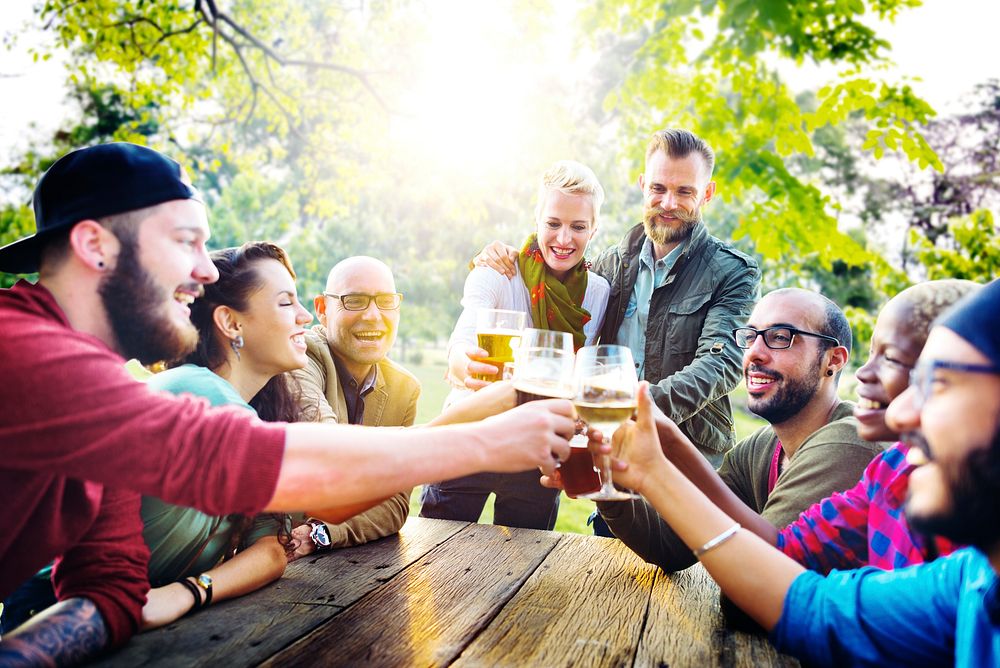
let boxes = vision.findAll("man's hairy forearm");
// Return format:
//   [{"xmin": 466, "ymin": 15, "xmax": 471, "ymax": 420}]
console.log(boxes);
[{"xmin": 1, "ymin": 597, "xmax": 109, "ymax": 666}]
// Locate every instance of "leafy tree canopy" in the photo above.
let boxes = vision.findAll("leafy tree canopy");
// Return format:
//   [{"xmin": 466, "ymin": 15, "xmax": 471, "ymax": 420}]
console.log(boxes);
[{"xmin": 582, "ymin": 0, "xmax": 939, "ymax": 272}]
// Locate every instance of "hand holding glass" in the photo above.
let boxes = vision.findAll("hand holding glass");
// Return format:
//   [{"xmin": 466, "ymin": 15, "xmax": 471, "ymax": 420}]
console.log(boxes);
[
  {"xmin": 473, "ymin": 309, "xmax": 526, "ymax": 382},
  {"xmin": 512, "ymin": 329, "xmax": 575, "ymax": 403},
  {"xmin": 573, "ymin": 345, "xmax": 639, "ymax": 501}
]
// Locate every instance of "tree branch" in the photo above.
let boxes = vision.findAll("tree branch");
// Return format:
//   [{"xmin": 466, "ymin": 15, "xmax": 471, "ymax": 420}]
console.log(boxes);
[{"xmin": 197, "ymin": 0, "xmax": 391, "ymax": 112}]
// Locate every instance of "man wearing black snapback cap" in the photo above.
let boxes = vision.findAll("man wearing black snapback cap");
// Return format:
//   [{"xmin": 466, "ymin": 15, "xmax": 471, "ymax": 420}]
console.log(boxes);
[{"xmin": 0, "ymin": 143, "xmax": 575, "ymax": 663}]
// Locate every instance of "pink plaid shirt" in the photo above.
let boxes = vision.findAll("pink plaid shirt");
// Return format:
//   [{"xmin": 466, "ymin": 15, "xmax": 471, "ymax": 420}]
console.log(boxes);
[{"xmin": 776, "ymin": 442, "xmax": 960, "ymax": 573}]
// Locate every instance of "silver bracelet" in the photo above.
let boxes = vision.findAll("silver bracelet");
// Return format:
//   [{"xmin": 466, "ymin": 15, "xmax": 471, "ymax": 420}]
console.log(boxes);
[{"xmin": 692, "ymin": 523, "xmax": 741, "ymax": 558}]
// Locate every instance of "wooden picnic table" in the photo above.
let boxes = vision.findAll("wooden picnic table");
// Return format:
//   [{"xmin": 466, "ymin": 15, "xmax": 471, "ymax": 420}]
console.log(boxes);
[{"xmin": 97, "ymin": 516, "xmax": 799, "ymax": 667}]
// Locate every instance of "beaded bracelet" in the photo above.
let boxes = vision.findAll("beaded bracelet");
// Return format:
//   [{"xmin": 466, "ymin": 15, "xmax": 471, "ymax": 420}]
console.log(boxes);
[{"xmin": 692, "ymin": 523, "xmax": 741, "ymax": 558}]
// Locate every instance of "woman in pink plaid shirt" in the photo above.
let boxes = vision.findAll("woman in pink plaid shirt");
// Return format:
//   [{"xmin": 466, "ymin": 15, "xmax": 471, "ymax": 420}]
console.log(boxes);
[{"xmin": 775, "ymin": 279, "xmax": 978, "ymax": 572}]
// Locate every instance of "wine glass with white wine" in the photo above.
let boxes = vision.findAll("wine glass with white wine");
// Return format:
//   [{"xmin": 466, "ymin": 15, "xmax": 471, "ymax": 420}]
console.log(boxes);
[{"xmin": 573, "ymin": 344, "xmax": 639, "ymax": 501}]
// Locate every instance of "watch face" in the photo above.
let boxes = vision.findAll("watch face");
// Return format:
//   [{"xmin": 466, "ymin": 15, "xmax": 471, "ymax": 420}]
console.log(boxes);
[
  {"xmin": 197, "ymin": 573, "xmax": 212, "ymax": 589},
  {"xmin": 310, "ymin": 523, "xmax": 332, "ymax": 548}
]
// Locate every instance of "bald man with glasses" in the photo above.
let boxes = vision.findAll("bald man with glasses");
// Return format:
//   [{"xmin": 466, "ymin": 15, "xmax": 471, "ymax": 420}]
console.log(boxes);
[
  {"xmin": 599, "ymin": 288, "xmax": 888, "ymax": 573},
  {"xmin": 290, "ymin": 256, "xmax": 421, "ymax": 554}
]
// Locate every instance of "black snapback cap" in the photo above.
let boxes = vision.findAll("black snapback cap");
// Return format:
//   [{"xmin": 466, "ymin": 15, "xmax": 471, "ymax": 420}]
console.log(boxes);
[{"xmin": 0, "ymin": 142, "xmax": 202, "ymax": 274}]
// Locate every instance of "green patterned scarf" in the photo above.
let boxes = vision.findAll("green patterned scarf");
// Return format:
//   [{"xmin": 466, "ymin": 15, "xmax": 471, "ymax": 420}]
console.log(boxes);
[{"xmin": 517, "ymin": 233, "xmax": 591, "ymax": 350}]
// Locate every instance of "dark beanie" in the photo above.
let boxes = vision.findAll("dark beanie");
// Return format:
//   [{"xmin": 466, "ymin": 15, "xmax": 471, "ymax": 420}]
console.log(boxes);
[
  {"xmin": 938, "ymin": 278, "xmax": 1000, "ymax": 366},
  {"xmin": 0, "ymin": 142, "xmax": 201, "ymax": 274}
]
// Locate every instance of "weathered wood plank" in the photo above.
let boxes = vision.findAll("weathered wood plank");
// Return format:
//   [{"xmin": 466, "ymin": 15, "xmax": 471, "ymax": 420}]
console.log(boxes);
[
  {"xmin": 96, "ymin": 517, "xmax": 467, "ymax": 667},
  {"xmin": 635, "ymin": 564, "xmax": 799, "ymax": 668},
  {"xmin": 261, "ymin": 523, "xmax": 562, "ymax": 668},
  {"xmin": 454, "ymin": 534, "xmax": 657, "ymax": 667}
]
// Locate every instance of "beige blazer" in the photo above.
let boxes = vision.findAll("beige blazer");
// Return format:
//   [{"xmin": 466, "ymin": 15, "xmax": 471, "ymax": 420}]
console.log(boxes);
[{"xmin": 292, "ymin": 326, "xmax": 421, "ymax": 547}]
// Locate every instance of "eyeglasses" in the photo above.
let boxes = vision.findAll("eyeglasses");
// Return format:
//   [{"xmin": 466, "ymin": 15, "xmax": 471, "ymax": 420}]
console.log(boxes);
[
  {"xmin": 732, "ymin": 326, "xmax": 840, "ymax": 350},
  {"xmin": 908, "ymin": 359, "xmax": 1000, "ymax": 410},
  {"xmin": 324, "ymin": 292, "xmax": 403, "ymax": 311}
]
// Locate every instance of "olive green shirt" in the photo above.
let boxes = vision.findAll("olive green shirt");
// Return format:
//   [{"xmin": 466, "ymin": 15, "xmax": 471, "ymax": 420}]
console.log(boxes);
[{"xmin": 600, "ymin": 400, "xmax": 888, "ymax": 572}]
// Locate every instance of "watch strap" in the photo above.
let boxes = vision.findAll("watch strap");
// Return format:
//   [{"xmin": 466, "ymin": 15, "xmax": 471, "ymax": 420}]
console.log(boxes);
[{"xmin": 178, "ymin": 578, "xmax": 203, "ymax": 615}]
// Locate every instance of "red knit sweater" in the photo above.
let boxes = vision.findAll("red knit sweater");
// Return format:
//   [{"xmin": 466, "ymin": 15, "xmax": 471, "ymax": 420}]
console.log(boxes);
[{"xmin": 0, "ymin": 280, "xmax": 286, "ymax": 647}]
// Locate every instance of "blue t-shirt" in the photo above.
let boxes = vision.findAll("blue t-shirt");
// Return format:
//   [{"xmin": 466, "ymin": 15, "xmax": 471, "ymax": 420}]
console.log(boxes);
[{"xmin": 772, "ymin": 546, "xmax": 1000, "ymax": 667}]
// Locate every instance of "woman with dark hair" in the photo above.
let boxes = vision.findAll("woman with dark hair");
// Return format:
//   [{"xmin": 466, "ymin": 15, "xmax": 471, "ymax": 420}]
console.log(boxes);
[{"xmin": 137, "ymin": 240, "xmax": 313, "ymax": 627}]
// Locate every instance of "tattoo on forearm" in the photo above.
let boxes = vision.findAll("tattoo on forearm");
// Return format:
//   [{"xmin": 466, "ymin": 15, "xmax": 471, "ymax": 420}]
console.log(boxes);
[{"xmin": 0, "ymin": 597, "xmax": 109, "ymax": 666}]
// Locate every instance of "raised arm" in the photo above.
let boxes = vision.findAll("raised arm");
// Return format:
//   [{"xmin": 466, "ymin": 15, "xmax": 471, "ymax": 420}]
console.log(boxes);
[
  {"xmin": 265, "ymin": 398, "xmax": 575, "ymax": 512},
  {"xmin": 599, "ymin": 410, "xmax": 779, "ymax": 570},
  {"xmin": 651, "ymin": 409, "xmax": 779, "ymax": 543},
  {"xmin": 607, "ymin": 383, "xmax": 803, "ymax": 631},
  {"xmin": 446, "ymin": 267, "xmax": 517, "ymax": 390}
]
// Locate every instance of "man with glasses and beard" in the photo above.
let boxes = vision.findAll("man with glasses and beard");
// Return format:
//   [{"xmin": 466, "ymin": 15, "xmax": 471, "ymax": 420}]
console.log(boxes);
[
  {"xmin": 0, "ymin": 144, "xmax": 576, "ymax": 664},
  {"xmin": 767, "ymin": 279, "xmax": 1000, "ymax": 665},
  {"xmin": 599, "ymin": 288, "xmax": 886, "ymax": 572}
]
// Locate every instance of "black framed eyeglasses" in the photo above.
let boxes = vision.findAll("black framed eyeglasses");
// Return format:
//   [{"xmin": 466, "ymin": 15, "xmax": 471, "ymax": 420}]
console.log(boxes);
[
  {"xmin": 908, "ymin": 359, "xmax": 1000, "ymax": 410},
  {"xmin": 732, "ymin": 326, "xmax": 840, "ymax": 350},
  {"xmin": 324, "ymin": 292, "xmax": 403, "ymax": 311}
]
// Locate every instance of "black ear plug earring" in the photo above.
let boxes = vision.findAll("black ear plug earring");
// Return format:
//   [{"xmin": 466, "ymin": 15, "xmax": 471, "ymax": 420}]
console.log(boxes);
[{"xmin": 826, "ymin": 369, "xmax": 834, "ymax": 376}]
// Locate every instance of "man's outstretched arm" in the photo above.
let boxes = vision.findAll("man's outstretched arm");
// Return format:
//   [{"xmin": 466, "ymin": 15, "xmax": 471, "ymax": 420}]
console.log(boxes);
[
  {"xmin": 0, "ymin": 598, "xmax": 108, "ymax": 667},
  {"xmin": 265, "ymin": 399, "xmax": 575, "ymax": 512}
]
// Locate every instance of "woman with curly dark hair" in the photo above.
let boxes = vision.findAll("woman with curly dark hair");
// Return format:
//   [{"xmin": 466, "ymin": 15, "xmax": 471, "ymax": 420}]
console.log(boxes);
[{"xmin": 137, "ymin": 240, "xmax": 312, "ymax": 628}]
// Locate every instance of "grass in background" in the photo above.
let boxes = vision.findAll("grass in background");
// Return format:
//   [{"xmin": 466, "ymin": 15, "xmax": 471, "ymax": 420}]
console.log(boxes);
[{"xmin": 397, "ymin": 346, "xmax": 767, "ymax": 535}]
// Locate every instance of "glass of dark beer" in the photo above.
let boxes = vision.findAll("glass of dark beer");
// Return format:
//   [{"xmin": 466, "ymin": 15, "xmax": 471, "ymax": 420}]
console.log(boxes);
[
  {"xmin": 473, "ymin": 309, "xmax": 526, "ymax": 382},
  {"xmin": 560, "ymin": 434, "xmax": 602, "ymax": 498},
  {"xmin": 573, "ymin": 344, "xmax": 639, "ymax": 501}
]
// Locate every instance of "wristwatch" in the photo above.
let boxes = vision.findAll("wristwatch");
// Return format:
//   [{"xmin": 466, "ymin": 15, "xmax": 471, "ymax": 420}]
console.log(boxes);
[
  {"xmin": 308, "ymin": 518, "xmax": 332, "ymax": 551},
  {"xmin": 194, "ymin": 572, "xmax": 213, "ymax": 607}
]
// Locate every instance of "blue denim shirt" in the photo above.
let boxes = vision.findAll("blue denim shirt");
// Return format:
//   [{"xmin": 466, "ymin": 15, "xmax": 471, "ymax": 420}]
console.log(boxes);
[
  {"xmin": 614, "ymin": 237, "xmax": 685, "ymax": 377},
  {"xmin": 772, "ymin": 546, "xmax": 1000, "ymax": 667}
]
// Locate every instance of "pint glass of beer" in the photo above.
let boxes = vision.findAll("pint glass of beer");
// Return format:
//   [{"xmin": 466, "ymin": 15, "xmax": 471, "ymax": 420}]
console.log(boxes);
[
  {"xmin": 512, "ymin": 329, "xmax": 574, "ymax": 404},
  {"xmin": 473, "ymin": 309, "xmax": 526, "ymax": 382},
  {"xmin": 560, "ymin": 434, "xmax": 602, "ymax": 498}
]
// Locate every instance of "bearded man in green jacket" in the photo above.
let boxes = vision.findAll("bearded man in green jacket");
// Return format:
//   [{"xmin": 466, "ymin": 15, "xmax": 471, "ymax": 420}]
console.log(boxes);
[{"xmin": 592, "ymin": 129, "xmax": 760, "ymax": 465}]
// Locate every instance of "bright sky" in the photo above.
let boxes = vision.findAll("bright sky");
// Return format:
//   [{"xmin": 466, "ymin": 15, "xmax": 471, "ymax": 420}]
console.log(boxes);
[{"xmin": 1, "ymin": 0, "xmax": 998, "ymax": 163}]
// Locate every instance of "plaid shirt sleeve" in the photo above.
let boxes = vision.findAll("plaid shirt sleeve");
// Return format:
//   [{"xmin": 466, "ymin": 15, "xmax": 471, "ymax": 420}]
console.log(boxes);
[{"xmin": 775, "ymin": 452, "xmax": 886, "ymax": 574}]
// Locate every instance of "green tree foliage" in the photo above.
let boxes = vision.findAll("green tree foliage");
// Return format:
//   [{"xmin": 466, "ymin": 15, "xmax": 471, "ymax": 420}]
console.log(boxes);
[
  {"xmin": 0, "ymin": 206, "xmax": 34, "ymax": 289},
  {"xmin": 7, "ymin": 1, "xmax": 989, "ymax": 350},
  {"xmin": 8, "ymin": 1, "xmax": 603, "ymax": 344},
  {"xmin": 581, "ymin": 0, "xmax": 937, "ymax": 273},
  {"xmin": 912, "ymin": 209, "xmax": 1000, "ymax": 282}
]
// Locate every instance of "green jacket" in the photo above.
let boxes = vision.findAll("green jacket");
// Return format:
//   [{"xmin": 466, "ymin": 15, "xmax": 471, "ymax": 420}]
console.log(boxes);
[{"xmin": 594, "ymin": 222, "xmax": 761, "ymax": 456}]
